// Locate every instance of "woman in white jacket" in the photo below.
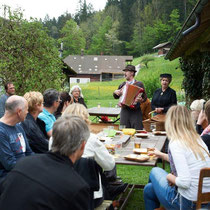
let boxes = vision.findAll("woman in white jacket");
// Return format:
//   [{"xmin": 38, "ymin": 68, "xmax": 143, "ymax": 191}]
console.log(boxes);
[
  {"xmin": 49, "ymin": 103, "xmax": 115, "ymax": 204},
  {"xmin": 144, "ymin": 105, "xmax": 210, "ymax": 210}
]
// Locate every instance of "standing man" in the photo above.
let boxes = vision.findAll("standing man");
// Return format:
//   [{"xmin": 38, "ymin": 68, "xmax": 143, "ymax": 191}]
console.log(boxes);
[
  {"xmin": 38, "ymin": 89, "xmax": 60, "ymax": 138},
  {"xmin": 0, "ymin": 82, "xmax": 15, "ymax": 118},
  {"xmin": 113, "ymin": 65, "xmax": 147, "ymax": 129},
  {"xmin": 0, "ymin": 95, "xmax": 33, "ymax": 181},
  {"xmin": 0, "ymin": 115, "xmax": 90, "ymax": 210}
]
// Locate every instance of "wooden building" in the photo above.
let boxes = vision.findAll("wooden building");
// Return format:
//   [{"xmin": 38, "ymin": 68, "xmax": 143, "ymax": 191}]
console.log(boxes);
[
  {"xmin": 153, "ymin": 42, "xmax": 171, "ymax": 55},
  {"xmin": 63, "ymin": 55, "xmax": 133, "ymax": 83},
  {"xmin": 166, "ymin": 0, "xmax": 210, "ymax": 100}
]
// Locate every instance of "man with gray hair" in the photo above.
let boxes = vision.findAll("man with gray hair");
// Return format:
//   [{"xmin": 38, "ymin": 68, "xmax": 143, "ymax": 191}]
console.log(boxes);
[
  {"xmin": 38, "ymin": 88, "xmax": 60, "ymax": 138},
  {"xmin": 0, "ymin": 95, "xmax": 33, "ymax": 181},
  {"xmin": 0, "ymin": 115, "xmax": 90, "ymax": 210}
]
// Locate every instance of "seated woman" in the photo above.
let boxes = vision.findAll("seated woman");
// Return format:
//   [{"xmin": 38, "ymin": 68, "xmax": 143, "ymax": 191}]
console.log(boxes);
[
  {"xmin": 54, "ymin": 91, "xmax": 72, "ymax": 119},
  {"xmin": 190, "ymin": 99, "xmax": 206, "ymax": 123},
  {"xmin": 196, "ymin": 99, "xmax": 210, "ymax": 151},
  {"xmin": 144, "ymin": 105, "xmax": 210, "ymax": 210},
  {"xmin": 151, "ymin": 74, "xmax": 177, "ymax": 114},
  {"xmin": 22, "ymin": 91, "xmax": 49, "ymax": 153},
  {"xmin": 70, "ymin": 85, "xmax": 87, "ymax": 108},
  {"xmin": 49, "ymin": 104, "xmax": 117, "ymax": 206}
]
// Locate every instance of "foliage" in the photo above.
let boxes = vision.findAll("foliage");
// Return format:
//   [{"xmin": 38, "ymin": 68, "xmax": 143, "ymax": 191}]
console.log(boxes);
[
  {"xmin": 180, "ymin": 51, "xmax": 210, "ymax": 103},
  {"xmin": 60, "ymin": 19, "xmax": 86, "ymax": 57},
  {"xmin": 74, "ymin": 0, "xmax": 94, "ymax": 24},
  {"xmin": 140, "ymin": 56, "xmax": 155, "ymax": 68},
  {"xmin": 43, "ymin": 13, "xmax": 72, "ymax": 39},
  {"xmin": 88, "ymin": 16, "xmax": 114, "ymax": 55},
  {"xmin": 0, "ymin": 6, "xmax": 64, "ymax": 95}
]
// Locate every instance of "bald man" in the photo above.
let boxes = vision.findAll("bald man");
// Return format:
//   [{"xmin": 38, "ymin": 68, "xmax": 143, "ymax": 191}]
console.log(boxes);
[{"xmin": 0, "ymin": 95, "xmax": 33, "ymax": 181}]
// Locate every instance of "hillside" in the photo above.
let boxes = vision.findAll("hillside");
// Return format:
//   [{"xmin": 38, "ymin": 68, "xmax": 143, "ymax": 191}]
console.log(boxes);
[{"xmin": 71, "ymin": 55, "xmax": 184, "ymax": 108}]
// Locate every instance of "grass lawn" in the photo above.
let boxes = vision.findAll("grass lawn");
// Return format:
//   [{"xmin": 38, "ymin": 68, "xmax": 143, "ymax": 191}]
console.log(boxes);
[{"xmin": 116, "ymin": 163, "xmax": 170, "ymax": 209}]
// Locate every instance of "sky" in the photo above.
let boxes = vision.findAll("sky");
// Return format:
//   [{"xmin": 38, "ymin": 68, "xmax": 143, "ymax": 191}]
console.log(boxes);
[{"xmin": 1, "ymin": 0, "xmax": 107, "ymax": 20}]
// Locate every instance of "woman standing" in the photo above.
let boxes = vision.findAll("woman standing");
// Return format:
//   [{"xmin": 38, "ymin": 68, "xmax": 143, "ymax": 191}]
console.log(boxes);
[
  {"xmin": 151, "ymin": 74, "xmax": 177, "ymax": 114},
  {"xmin": 70, "ymin": 85, "xmax": 87, "ymax": 108},
  {"xmin": 144, "ymin": 105, "xmax": 210, "ymax": 210}
]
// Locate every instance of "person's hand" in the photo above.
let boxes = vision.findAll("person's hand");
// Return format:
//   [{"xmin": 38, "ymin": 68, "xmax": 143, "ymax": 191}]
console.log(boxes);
[
  {"xmin": 148, "ymin": 148, "xmax": 163, "ymax": 158},
  {"xmin": 114, "ymin": 89, "xmax": 122, "ymax": 96},
  {"xmin": 134, "ymin": 94, "xmax": 143, "ymax": 104},
  {"xmin": 197, "ymin": 110, "xmax": 207, "ymax": 125},
  {"xmin": 166, "ymin": 173, "xmax": 176, "ymax": 186},
  {"xmin": 155, "ymin": 108, "xmax": 164, "ymax": 113}
]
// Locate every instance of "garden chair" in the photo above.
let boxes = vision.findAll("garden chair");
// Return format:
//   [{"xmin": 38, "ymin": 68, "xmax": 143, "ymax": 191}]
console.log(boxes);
[{"xmin": 196, "ymin": 167, "xmax": 210, "ymax": 209}]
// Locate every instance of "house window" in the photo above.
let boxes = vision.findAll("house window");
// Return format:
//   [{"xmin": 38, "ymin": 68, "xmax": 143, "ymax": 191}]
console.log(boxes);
[{"xmin": 76, "ymin": 79, "xmax": 80, "ymax": 83}]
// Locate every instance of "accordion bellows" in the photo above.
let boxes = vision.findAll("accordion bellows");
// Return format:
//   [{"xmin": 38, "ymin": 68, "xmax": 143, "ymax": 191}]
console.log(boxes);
[{"xmin": 119, "ymin": 83, "xmax": 144, "ymax": 107}]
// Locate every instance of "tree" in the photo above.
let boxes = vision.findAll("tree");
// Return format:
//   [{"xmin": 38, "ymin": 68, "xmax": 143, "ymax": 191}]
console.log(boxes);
[
  {"xmin": 0, "ymin": 6, "xmax": 64, "ymax": 95},
  {"xmin": 60, "ymin": 19, "xmax": 86, "ymax": 57},
  {"xmin": 168, "ymin": 9, "xmax": 181, "ymax": 41},
  {"xmin": 140, "ymin": 56, "xmax": 155, "ymax": 68},
  {"xmin": 74, "ymin": 0, "xmax": 94, "ymax": 24},
  {"xmin": 88, "ymin": 16, "xmax": 113, "ymax": 54}
]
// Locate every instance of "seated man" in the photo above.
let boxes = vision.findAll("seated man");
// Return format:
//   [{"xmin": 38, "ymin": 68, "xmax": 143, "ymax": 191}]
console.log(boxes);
[
  {"xmin": 0, "ymin": 115, "xmax": 90, "ymax": 210},
  {"xmin": 21, "ymin": 91, "xmax": 49, "ymax": 153},
  {"xmin": 0, "ymin": 95, "xmax": 33, "ymax": 181},
  {"xmin": 38, "ymin": 88, "xmax": 60, "ymax": 138}
]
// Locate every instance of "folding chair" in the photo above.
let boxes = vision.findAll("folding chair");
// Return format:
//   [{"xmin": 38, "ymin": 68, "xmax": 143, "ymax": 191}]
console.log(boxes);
[{"xmin": 196, "ymin": 167, "xmax": 210, "ymax": 209}]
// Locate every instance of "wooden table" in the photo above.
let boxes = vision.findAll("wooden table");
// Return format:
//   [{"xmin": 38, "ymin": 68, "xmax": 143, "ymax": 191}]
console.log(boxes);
[
  {"xmin": 104, "ymin": 133, "xmax": 167, "ymax": 210},
  {"xmin": 88, "ymin": 107, "xmax": 121, "ymax": 123},
  {"xmin": 114, "ymin": 134, "xmax": 166, "ymax": 167}
]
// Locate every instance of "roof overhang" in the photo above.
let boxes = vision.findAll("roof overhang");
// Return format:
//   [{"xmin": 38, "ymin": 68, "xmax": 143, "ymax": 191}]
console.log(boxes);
[{"xmin": 166, "ymin": 0, "xmax": 210, "ymax": 61}]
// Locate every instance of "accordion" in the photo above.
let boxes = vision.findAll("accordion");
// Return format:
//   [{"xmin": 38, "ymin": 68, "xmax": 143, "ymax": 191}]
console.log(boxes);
[{"xmin": 119, "ymin": 83, "xmax": 144, "ymax": 108}]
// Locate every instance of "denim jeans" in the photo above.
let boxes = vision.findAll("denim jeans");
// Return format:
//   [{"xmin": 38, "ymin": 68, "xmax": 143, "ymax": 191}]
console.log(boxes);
[{"xmin": 144, "ymin": 167, "xmax": 210, "ymax": 210}]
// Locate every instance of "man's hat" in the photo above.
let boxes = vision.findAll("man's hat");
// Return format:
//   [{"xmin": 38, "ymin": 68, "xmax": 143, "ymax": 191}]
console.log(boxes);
[
  {"xmin": 123, "ymin": 65, "xmax": 137, "ymax": 72},
  {"xmin": 160, "ymin": 73, "xmax": 172, "ymax": 79}
]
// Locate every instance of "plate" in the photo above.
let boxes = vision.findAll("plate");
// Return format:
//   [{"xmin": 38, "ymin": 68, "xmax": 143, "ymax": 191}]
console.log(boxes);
[
  {"xmin": 115, "ymin": 130, "xmax": 123, "ymax": 135},
  {"xmin": 153, "ymin": 131, "xmax": 166, "ymax": 135},
  {"xmin": 105, "ymin": 144, "xmax": 115, "ymax": 149},
  {"xmin": 133, "ymin": 148, "xmax": 147, "ymax": 154},
  {"xmin": 98, "ymin": 136, "xmax": 112, "ymax": 142},
  {"xmin": 136, "ymin": 130, "xmax": 148, "ymax": 134},
  {"xmin": 134, "ymin": 133, "xmax": 149, "ymax": 138},
  {"xmin": 124, "ymin": 154, "xmax": 150, "ymax": 162}
]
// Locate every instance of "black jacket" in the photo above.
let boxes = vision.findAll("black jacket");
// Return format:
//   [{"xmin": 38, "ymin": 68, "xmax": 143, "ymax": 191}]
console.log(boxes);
[
  {"xmin": 0, "ymin": 152, "xmax": 90, "ymax": 210},
  {"xmin": 21, "ymin": 113, "xmax": 49, "ymax": 153}
]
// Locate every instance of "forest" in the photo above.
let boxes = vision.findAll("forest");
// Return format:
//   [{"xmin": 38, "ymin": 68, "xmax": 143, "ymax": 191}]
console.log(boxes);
[{"xmin": 42, "ymin": 0, "xmax": 197, "ymax": 57}]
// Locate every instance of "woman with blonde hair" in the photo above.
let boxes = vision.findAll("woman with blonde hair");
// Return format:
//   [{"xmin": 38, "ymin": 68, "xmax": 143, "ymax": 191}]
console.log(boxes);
[
  {"xmin": 49, "ymin": 103, "xmax": 118, "ymax": 207},
  {"xmin": 144, "ymin": 105, "xmax": 210, "ymax": 210},
  {"xmin": 22, "ymin": 91, "xmax": 49, "ymax": 153}
]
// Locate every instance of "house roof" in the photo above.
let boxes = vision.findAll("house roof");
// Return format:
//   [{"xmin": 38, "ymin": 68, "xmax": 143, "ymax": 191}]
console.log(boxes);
[
  {"xmin": 153, "ymin": 42, "xmax": 171, "ymax": 50},
  {"xmin": 166, "ymin": 0, "xmax": 210, "ymax": 60},
  {"xmin": 63, "ymin": 55, "xmax": 133, "ymax": 75}
]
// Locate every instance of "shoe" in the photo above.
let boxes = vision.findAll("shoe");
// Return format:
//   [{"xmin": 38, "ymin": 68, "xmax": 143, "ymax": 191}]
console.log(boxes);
[{"xmin": 108, "ymin": 183, "xmax": 128, "ymax": 200}]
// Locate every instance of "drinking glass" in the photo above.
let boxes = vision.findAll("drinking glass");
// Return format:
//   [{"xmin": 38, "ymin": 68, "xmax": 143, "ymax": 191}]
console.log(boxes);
[
  {"xmin": 134, "ymin": 138, "xmax": 141, "ymax": 149},
  {"xmin": 119, "ymin": 125, "xmax": 126, "ymax": 131},
  {"xmin": 115, "ymin": 141, "xmax": 122, "ymax": 155},
  {"xmin": 150, "ymin": 123, "xmax": 156, "ymax": 131}
]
